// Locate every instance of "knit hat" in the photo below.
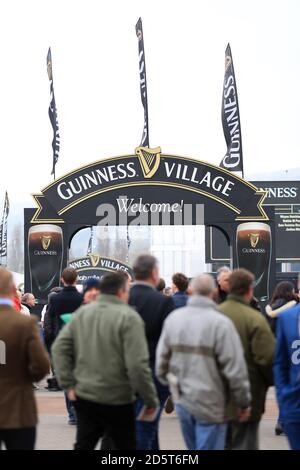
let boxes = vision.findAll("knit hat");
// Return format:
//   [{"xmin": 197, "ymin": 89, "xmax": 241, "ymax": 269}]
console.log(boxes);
[{"xmin": 83, "ymin": 278, "xmax": 101, "ymax": 294}]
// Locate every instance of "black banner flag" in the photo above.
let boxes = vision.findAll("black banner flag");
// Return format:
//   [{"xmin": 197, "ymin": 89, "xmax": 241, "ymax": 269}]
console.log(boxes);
[
  {"xmin": 87, "ymin": 226, "xmax": 94, "ymax": 255},
  {"xmin": 135, "ymin": 18, "xmax": 149, "ymax": 147},
  {"xmin": 0, "ymin": 191, "xmax": 10, "ymax": 265},
  {"xmin": 47, "ymin": 48, "xmax": 60, "ymax": 178},
  {"xmin": 219, "ymin": 44, "xmax": 244, "ymax": 176}
]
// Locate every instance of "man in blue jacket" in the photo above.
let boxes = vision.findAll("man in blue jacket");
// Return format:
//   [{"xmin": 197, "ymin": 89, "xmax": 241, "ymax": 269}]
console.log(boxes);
[
  {"xmin": 273, "ymin": 303, "xmax": 300, "ymax": 450},
  {"xmin": 172, "ymin": 272, "xmax": 189, "ymax": 309}
]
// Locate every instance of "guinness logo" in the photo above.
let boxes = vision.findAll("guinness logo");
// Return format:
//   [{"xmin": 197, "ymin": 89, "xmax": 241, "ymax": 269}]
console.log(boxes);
[
  {"xmin": 41, "ymin": 235, "xmax": 52, "ymax": 250},
  {"xmin": 135, "ymin": 146, "xmax": 161, "ymax": 179},
  {"xmin": 225, "ymin": 55, "xmax": 231, "ymax": 71},
  {"xmin": 249, "ymin": 233, "xmax": 260, "ymax": 248},
  {"xmin": 89, "ymin": 254, "xmax": 100, "ymax": 267}
]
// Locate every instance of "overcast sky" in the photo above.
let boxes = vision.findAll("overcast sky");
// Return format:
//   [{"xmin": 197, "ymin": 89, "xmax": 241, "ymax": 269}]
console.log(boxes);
[{"xmin": 1, "ymin": 0, "xmax": 299, "ymax": 213}]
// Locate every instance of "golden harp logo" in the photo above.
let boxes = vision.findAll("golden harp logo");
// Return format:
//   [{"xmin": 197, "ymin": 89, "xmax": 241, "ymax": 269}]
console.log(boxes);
[
  {"xmin": 89, "ymin": 254, "xmax": 100, "ymax": 267},
  {"xmin": 135, "ymin": 146, "xmax": 161, "ymax": 179},
  {"xmin": 41, "ymin": 235, "xmax": 52, "ymax": 250},
  {"xmin": 249, "ymin": 233, "xmax": 260, "ymax": 248}
]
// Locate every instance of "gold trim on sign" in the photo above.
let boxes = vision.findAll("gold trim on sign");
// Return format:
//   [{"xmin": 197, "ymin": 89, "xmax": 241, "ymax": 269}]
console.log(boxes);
[
  {"xmin": 69, "ymin": 254, "xmax": 132, "ymax": 270},
  {"xmin": 30, "ymin": 195, "xmax": 65, "ymax": 224},
  {"xmin": 68, "ymin": 267, "xmax": 125, "ymax": 274},
  {"xmin": 32, "ymin": 153, "xmax": 269, "ymax": 222},
  {"xmin": 57, "ymin": 181, "xmax": 241, "ymax": 216},
  {"xmin": 235, "ymin": 188, "xmax": 268, "ymax": 221},
  {"xmin": 41, "ymin": 153, "xmax": 262, "ymax": 193}
]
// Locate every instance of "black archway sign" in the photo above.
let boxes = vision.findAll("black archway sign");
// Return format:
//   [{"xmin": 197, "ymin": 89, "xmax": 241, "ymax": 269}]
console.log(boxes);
[{"xmin": 24, "ymin": 147, "xmax": 275, "ymax": 308}]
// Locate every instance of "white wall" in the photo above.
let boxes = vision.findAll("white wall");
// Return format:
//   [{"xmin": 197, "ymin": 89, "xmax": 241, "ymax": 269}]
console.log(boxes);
[{"xmin": 150, "ymin": 225, "xmax": 206, "ymax": 286}]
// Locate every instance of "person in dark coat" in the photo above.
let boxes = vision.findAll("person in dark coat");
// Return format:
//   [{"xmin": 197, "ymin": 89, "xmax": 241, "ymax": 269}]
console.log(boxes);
[
  {"xmin": 266, "ymin": 282, "xmax": 298, "ymax": 334},
  {"xmin": 46, "ymin": 268, "xmax": 83, "ymax": 342},
  {"xmin": 249, "ymin": 296, "xmax": 262, "ymax": 313},
  {"xmin": 212, "ymin": 266, "xmax": 231, "ymax": 304},
  {"xmin": 172, "ymin": 272, "xmax": 189, "ymax": 308},
  {"xmin": 43, "ymin": 287, "xmax": 63, "ymax": 392},
  {"xmin": 156, "ymin": 278, "xmax": 166, "ymax": 294},
  {"xmin": 43, "ymin": 287, "xmax": 63, "ymax": 352},
  {"xmin": 213, "ymin": 266, "xmax": 261, "ymax": 312},
  {"xmin": 129, "ymin": 255, "xmax": 175, "ymax": 450},
  {"xmin": 47, "ymin": 267, "xmax": 83, "ymax": 424}
]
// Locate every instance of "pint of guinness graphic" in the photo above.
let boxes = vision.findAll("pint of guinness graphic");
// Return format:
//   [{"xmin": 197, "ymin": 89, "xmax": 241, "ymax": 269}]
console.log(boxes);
[
  {"xmin": 236, "ymin": 222, "xmax": 271, "ymax": 302},
  {"xmin": 28, "ymin": 224, "xmax": 63, "ymax": 302}
]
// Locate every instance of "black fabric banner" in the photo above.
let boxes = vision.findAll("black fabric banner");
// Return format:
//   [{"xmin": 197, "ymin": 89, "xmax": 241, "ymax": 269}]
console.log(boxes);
[
  {"xmin": 136, "ymin": 18, "xmax": 149, "ymax": 147},
  {"xmin": 219, "ymin": 44, "xmax": 244, "ymax": 176},
  {"xmin": 87, "ymin": 226, "xmax": 94, "ymax": 255},
  {"xmin": 0, "ymin": 191, "xmax": 10, "ymax": 264},
  {"xmin": 47, "ymin": 48, "xmax": 60, "ymax": 177}
]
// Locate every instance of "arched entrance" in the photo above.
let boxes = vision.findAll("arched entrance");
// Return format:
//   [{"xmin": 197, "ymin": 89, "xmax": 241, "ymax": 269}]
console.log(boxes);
[{"xmin": 24, "ymin": 147, "xmax": 275, "ymax": 308}]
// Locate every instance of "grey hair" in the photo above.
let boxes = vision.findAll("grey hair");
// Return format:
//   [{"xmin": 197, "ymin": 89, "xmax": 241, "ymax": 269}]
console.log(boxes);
[
  {"xmin": 22, "ymin": 292, "xmax": 33, "ymax": 303},
  {"xmin": 216, "ymin": 266, "xmax": 231, "ymax": 281},
  {"xmin": 190, "ymin": 274, "xmax": 216, "ymax": 296},
  {"xmin": 133, "ymin": 254, "xmax": 158, "ymax": 280}
]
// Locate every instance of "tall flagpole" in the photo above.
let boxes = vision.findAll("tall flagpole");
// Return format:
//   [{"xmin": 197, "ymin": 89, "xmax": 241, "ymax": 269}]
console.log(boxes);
[
  {"xmin": 47, "ymin": 48, "xmax": 60, "ymax": 181},
  {"xmin": 87, "ymin": 226, "xmax": 94, "ymax": 255},
  {"xmin": 0, "ymin": 192, "xmax": 9, "ymax": 267},
  {"xmin": 126, "ymin": 17, "xmax": 151, "ymax": 262},
  {"xmin": 126, "ymin": 227, "xmax": 131, "ymax": 263},
  {"xmin": 136, "ymin": 17, "xmax": 150, "ymax": 148},
  {"xmin": 127, "ymin": 17, "xmax": 152, "ymax": 261}
]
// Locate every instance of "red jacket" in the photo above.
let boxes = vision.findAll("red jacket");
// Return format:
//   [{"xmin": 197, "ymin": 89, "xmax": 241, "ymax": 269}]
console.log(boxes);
[{"xmin": 12, "ymin": 296, "xmax": 21, "ymax": 312}]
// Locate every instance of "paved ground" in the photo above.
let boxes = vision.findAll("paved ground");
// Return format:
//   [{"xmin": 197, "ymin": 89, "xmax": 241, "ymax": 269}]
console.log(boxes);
[{"xmin": 34, "ymin": 387, "xmax": 290, "ymax": 450}]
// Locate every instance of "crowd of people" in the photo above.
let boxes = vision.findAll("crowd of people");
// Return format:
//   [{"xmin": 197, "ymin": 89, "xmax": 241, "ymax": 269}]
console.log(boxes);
[{"xmin": 0, "ymin": 257, "xmax": 300, "ymax": 451}]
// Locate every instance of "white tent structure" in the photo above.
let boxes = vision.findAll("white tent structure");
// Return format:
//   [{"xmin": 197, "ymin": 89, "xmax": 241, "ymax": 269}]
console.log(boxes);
[{"xmin": 11, "ymin": 271, "xmax": 24, "ymax": 291}]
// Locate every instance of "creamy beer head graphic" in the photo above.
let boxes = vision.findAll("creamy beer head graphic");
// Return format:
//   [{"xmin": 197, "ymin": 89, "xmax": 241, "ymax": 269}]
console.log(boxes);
[
  {"xmin": 236, "ymin": 222, "xmax": 271, "ymax": 302},
  {"xmin": 28, "ymin": 224, "xmax": 63, "ymax": 301}
]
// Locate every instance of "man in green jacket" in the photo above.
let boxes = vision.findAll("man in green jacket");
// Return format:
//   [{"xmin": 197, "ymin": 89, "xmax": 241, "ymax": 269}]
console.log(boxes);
[
  {"xmin": 52, "ymin": 271, "xmax": 159, "ymax": 450},
  {"xmin": 219, "ymin": 268, "xmax": 275, "ymax": 450}
]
